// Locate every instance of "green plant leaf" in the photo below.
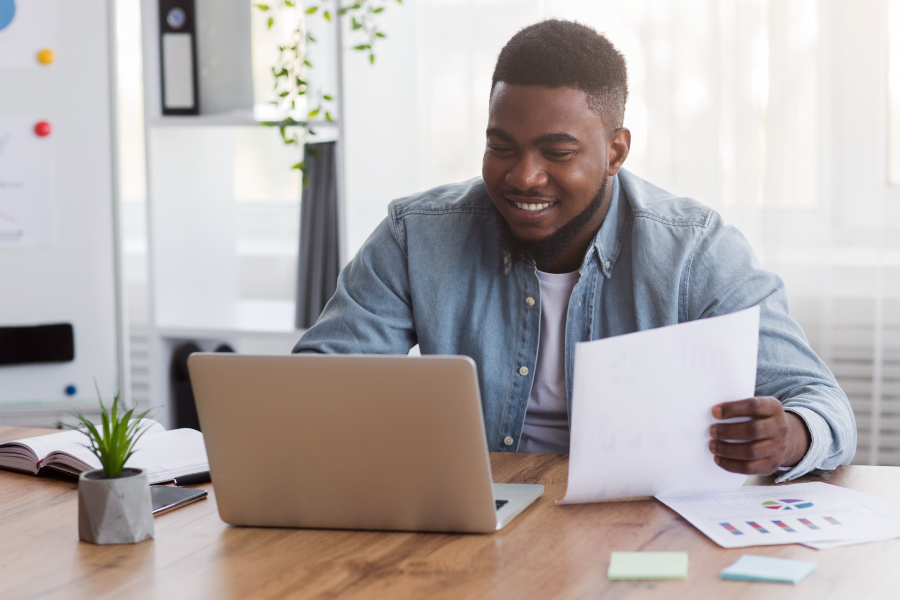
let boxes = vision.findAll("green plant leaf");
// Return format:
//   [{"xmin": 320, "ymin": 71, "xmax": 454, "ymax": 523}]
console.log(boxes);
[
  {"xmin": 323, "ymin": 94, "xmax": 333, "ymax": 100},
  {"xmin": 67, "ymin": 382, "xmax": 153, "ymax": 478},
  {"xmin": 375, "ymin": 32, "xmax": 386, "ymax": 37},
  {"xmin": 325, "ymin": 111, "xmax": 333, "ymax": 121},
  {"xmin": 308, "ymin": 108, "xmax": 320, "ymax": 117},
  {"xmin": 256, "ymin": 4, "xmax": 270, "ymax": 10},
  {"xmin": 373, "ymin": 6, "xmax": 384, "ymax": 13},
  {"xmin": 292, "ymin": 161, "xmax": 306, "ymax": 170},
  {"xmin": 307, "ymin": 33, "xmax": 317, "ymax": 42},
  {"xmin": 304, "ymin": 59, "xmax": 312, "ymax": 67},
  {"xmin": 323, "ymin": 10, "xmax": 331, "ymax": 20},
  {"xmin": 267, "ymin": 16, "xmax": 274, "ymax": 29},
  {"xmin": 354, "ymin": 44, "xmax": 371, "ymax": 50},
  {"xmin": 279, "ymin": 91, "xmax": 289, "ymax": 97},
  {"xmin": 306, "ymin": 6, "xmax": 318, "ymax": 13},
  {"xmin": 369, "ymin": 53, "xmax": 375, "ymax": 64},
  {"xmin": 285, "ymin": 0, "xmax": 294, "ymax": 6}
]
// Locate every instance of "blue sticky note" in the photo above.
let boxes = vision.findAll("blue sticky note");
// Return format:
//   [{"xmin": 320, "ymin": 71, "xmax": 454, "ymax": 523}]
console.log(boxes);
[{"xmin": 721, "ymin": 554, "xmax": 816, "ymax": 584}]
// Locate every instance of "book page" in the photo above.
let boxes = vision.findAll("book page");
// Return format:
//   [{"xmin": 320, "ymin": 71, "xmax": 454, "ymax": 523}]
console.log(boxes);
[
  {"xmin": 122, "ymin": 429, "xmax": 208, "ymax": 484},
  {"xmin": 0, "ymin": 419, "xmax": 165, "ymax": 474}
]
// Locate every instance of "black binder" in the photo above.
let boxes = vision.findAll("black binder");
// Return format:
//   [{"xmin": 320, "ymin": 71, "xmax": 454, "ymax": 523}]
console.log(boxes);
[{"xmin": 158, "ymin": 0, "xmax": 199, "ymax": 115}]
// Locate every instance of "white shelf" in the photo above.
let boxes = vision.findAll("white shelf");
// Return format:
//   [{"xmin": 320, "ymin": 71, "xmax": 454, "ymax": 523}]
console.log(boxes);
[
  {"xmin": 156, "ymin": 300, "xmax": 304, "ymax": 338},
  {"xmin": 149, "ymin": 107, "xmax": 340, "ymax": 129}
]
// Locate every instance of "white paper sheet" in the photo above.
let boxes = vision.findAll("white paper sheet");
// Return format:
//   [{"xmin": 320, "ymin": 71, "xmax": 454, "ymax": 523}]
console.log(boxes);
[
  {"xmin": 561, "ymin": 307, "xmax": 758, "ymax": 503},
  {"xmin": 0, "ymin": 118, "xmax": 54, "ymax": 247},
  {"xmin": 657, "ymin": 482, "xmax": 900, "ymax": 548},
  {"xmin": 801, "ymin": 485, "xmax": 900, "ymax": 549}
]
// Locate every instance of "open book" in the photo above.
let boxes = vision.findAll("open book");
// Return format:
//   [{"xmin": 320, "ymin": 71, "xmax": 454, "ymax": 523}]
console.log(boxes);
[{"xmin": 0, "ymin": 420, "xmax": 209, "ymax": 484}]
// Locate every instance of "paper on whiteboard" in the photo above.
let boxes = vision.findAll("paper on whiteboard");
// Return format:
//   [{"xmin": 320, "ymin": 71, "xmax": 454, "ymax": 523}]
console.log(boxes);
[
  {"xmin": 560, "ymin": 306, "xmax": 758, "ymax": 504},
  {"xmin": 0, "ymin": 0, "xmax": 57, "ymax": 69},
  {"xmin": 0, "ymin": 118, "xmax": 54, "ymax": 247},
  {"xmin": 657, "ymin": 482, "xmax": 900, "ymax": 548}
]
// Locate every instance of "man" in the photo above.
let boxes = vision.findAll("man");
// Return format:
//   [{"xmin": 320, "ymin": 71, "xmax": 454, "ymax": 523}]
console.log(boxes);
[{"xmin": 294, "ymin": 19, "xmax": 855, "ymax": 480}]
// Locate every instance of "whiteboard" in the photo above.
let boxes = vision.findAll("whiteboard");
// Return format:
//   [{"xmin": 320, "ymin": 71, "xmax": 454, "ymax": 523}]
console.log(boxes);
[{"xmin": 0, "ymin": 0, "xmax": 120, "ymax": 406}]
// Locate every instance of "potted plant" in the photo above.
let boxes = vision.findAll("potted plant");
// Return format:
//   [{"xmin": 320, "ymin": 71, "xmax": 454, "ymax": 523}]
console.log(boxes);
[{"xmin": 71, "ymin": 389, "xmax": 154, "ymax": 545}]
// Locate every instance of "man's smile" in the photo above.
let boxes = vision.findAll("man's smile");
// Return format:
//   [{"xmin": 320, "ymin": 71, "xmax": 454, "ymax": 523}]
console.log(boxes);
[{"xmin": 504, "ymin": 196, "xmax": 557, "ymax": 222}]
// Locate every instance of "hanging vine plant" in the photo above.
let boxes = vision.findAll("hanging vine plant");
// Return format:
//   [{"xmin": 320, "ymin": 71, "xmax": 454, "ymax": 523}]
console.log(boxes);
[{"xmin": 255, "ymin": 0, "xmax": 401, "ymax": 175}]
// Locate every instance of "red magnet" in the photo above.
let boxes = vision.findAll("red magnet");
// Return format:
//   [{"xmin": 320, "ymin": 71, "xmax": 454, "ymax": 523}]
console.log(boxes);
[{"xmin": 34, "ymin": 121, "xmax": 51, "ymax": 137}]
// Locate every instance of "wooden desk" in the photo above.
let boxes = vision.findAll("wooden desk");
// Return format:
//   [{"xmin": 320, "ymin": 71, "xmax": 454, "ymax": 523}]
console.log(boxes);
[{"xmin": 2, "ymin": 425, "xmax": 899, "ymax": 599}]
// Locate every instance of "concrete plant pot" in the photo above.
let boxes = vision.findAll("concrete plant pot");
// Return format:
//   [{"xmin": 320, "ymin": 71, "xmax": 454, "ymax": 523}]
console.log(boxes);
[{"xmin": 78, "ymin": 467, "xmax": 154, "ymax": 545}]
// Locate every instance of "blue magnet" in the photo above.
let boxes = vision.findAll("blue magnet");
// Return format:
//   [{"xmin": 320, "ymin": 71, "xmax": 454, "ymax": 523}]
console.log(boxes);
[
  {"xmin": 0, "ymin": 0, "xmax": 15, "ymax": 32},
  {"xmin": 65, "ymin": 384, "xmax": 77, "ymax": 396}
]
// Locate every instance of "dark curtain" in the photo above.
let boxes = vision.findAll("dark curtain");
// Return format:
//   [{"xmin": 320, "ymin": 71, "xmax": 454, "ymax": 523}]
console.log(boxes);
[{"xmin": 295, "ymin": 141, "xmax": 340, "ymax": 329}]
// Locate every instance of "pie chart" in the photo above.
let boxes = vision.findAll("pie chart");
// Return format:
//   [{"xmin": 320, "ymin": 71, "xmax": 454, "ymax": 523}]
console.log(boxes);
[
  {"xmin": 0, "ymin": 0, "xmax": 14, "ymax": 32},
  {"xmin": 762, "ymin": 498, "xmax": 814, "ymax": 510}
]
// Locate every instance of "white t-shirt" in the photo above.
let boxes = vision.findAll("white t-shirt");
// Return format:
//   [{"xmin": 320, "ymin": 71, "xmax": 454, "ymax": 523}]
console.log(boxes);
[{"xmin": 518, "ymin": 269, "xmax": 580, "ymax": 454}]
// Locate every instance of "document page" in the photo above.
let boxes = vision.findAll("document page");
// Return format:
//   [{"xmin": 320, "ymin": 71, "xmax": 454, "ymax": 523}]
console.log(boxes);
[
  {"xmin": 561, "ymin": 307, "xmax": 758, "ymax": 503},
  {"xmin": 657, "ymin": 482, "xmax": 900, "ymax": 548}
]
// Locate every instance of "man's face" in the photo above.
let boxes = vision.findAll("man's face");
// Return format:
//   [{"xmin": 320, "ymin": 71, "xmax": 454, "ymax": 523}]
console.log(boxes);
[{"xmin": 482, "ymin": 84, "xmax": 616, "ymax": 245}]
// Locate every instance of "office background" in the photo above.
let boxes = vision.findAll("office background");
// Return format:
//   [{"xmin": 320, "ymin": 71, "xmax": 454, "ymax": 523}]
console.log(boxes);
[{"xmin": 76, "ymin": 0, "xmax": 900, "ymax": 465}]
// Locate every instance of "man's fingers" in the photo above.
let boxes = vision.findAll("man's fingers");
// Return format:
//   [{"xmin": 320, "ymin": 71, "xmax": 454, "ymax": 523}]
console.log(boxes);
[
  {"xmin": 713, "ymin": 396, "xmax": 781, "ymax": 420},
  {"xmin": 710, "ymin": 416, "xmax": 785, "ymax": 442},
  {"xmin": 709, "ymin": 438, "xmax": 783, "ymax": 461},
  {"xmin": 713, "ymin": 455, "xmax": 780, "ymax": 476}
]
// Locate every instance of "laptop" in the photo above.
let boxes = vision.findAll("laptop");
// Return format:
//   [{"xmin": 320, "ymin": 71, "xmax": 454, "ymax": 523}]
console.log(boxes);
[{"xmin": 187, "ymin": 353, "xmax": 544, "ymax": 533}]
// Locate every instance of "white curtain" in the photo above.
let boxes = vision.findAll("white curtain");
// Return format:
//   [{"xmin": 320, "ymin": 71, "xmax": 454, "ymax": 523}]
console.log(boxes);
[{"xmin": 343, "ymin": 0, "xmax": 900, "ymax": 465}]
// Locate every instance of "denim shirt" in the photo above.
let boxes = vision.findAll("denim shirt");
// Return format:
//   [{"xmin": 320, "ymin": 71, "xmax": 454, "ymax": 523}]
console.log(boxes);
[{"xmin": 294, "ymin": 169, "xmax": 856, "ymax": 482}]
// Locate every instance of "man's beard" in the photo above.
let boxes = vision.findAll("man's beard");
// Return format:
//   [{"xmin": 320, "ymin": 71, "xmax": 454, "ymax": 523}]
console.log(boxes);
[{"xmin": 493, "ymin": 173, "xmax": 609, "ymax": 272}]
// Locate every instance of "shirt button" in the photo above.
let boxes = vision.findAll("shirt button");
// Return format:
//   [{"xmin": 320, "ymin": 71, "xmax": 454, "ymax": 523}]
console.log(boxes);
[
  {"xmin": 518, "ymin": 366, "xmax": 529, "ymax": 376},
  {"xmin": 525, "ymin": 297, "xmax": 535, "ymax": 306},
  {"xmin": 605, "ymin": 260, "xmax": 611, "ymax": 269},
  {"xmin": 504, "ymin": 436, "xmax": 514, "ymax": 446}
]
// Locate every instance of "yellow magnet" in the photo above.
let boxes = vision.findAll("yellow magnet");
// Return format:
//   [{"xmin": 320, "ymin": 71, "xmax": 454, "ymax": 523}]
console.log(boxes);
[{"xmin": 37, "ymin": 48, "xmax": 55, "ymax": 65}]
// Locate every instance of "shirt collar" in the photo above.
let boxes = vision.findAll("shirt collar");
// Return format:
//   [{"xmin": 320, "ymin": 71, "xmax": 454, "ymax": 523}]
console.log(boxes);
[{"xmin": 583, "ymin": 173, "xmax": 624, "ymax": 279}]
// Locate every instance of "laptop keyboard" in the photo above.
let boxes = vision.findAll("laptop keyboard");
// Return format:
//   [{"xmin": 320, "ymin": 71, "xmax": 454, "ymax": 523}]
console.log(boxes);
[{"xmin": 495, "ymin": 499, "xmax": 508, "ymax": 510}]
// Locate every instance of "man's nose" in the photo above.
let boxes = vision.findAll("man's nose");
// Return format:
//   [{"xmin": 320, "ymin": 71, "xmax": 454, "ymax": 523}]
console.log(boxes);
[{"xmin": 506, "ymin": 152, "xmax": 548, "ymax": 191}]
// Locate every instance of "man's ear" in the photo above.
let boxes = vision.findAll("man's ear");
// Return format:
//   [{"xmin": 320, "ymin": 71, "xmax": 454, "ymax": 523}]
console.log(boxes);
[{"xmin": 607, "ymin": 128, "xmax": 631, "ymax": 176}]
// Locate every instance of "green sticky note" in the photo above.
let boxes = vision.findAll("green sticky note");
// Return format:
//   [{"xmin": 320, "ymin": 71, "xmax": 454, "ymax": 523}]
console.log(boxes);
[{"xmin": 608, "ymin": 552, "xmax": 689, "ymax": 581}]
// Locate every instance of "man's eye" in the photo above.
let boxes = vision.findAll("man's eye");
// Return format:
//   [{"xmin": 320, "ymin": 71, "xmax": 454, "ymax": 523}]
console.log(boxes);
[
  {"xmin": 546, "ymin": 151, "xmax": 574, "ymax": 158},
  {"xmin": 489, "ymin": 145, "xmax": 513, "ymax": 153}
]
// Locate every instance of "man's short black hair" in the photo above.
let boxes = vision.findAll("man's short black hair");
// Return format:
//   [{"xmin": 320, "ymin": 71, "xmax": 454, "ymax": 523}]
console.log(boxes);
[{"xmin": 491, "ymin": 19, "xmax": 628, "ymax": 132}]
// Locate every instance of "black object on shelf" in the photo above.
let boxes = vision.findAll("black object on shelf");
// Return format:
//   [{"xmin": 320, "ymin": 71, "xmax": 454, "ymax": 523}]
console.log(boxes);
[
  {"xmin": 171, "ymin": 342, "xmax": 235, "ymax": 430},
  {"xmin": 158, "ymin": 0, "xmax": 199, "ymax": 115},
  {"xmin": 0, "ymin": 323, "xmax": 74, "ymax": 366}
]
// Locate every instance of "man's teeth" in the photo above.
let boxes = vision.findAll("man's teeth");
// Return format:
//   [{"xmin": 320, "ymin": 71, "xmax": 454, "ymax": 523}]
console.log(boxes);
[{"xmin": 514, "ymin": 202, "xmax": 551, "ymax": 212}]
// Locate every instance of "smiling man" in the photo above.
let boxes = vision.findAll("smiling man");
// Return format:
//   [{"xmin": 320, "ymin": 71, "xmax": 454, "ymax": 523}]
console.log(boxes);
[{"xmin": 294, "ymin": 20, "xmax": 856, "ymax": 480}]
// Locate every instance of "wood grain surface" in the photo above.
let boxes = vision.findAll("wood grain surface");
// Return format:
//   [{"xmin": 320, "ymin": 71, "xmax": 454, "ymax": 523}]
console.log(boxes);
[{"xmin": 1, "ymin": 426, "xmax": 899, "ymax": 599}]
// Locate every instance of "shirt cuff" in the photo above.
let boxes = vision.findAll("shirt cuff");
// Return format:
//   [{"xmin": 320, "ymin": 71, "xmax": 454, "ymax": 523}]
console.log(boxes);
[{"xmin": 773, "ymin": 406, "xmax": 831, "ymax": 483}]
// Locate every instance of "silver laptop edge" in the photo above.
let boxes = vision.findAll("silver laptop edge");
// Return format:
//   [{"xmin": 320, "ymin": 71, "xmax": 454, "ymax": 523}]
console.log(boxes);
[{"xmin": 189, "ymin": 353, "xmax": 543, "ymax": 533}]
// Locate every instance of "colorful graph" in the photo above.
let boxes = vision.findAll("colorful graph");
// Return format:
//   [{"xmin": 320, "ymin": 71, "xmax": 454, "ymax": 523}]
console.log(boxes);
[
  {"xmin": 772, "ymin": 520, "xmax": 796, "ymax": 533},
  {"xmin": 798, "ymin": 518, "xmax": 820, "ymax": 530},
  {"xmin": 746, "ymin": 521, "xmax": 770, "ymax": 533},
  {"xmin": 761, "ymin": 498, "xmax": 814, "ymax": 510},
  {"xmin": 719, "ymin": 522, "xmax": 743, "ymax": 535},
  {"xmin": 824, "ymin": 516, "xmax": 842, "ymax": 526}
]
